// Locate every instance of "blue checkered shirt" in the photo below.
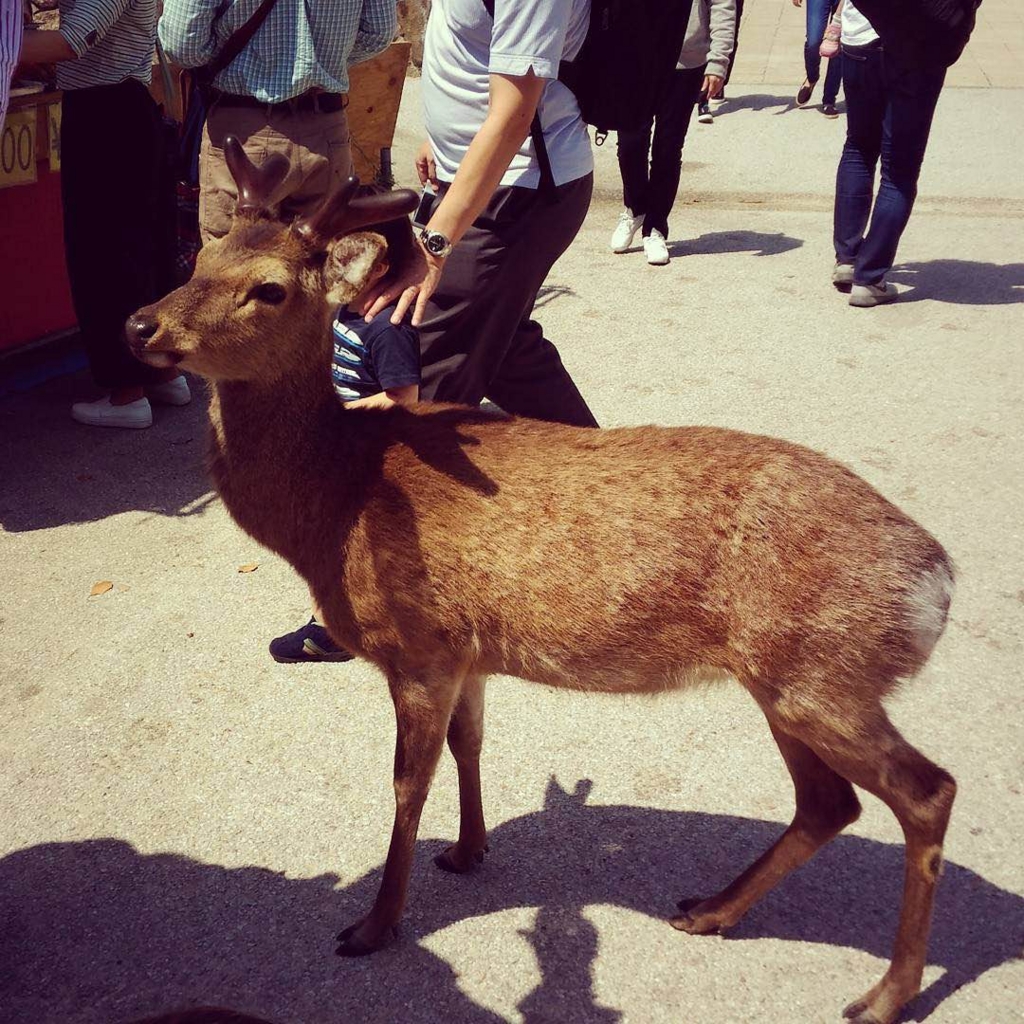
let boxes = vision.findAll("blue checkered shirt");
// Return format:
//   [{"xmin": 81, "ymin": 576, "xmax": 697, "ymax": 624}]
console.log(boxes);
[{"xmin": 158, "ymin": 0, "xmax": 396, "ymax": 102}]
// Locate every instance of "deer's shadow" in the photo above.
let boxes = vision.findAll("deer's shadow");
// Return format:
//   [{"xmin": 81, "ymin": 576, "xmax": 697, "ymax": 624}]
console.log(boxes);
[{"xmin": 2, "ymin": 779, "xmax": 1020, "ymax": 1024}]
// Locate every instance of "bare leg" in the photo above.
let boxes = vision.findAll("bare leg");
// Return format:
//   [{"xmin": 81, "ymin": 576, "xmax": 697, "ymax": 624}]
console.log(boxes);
[
  {"xmin": 672, "ymin": 722, "xmax": 861, "ymax": 934},
  {"xmin": 435, "ymin": 674, "xmax": 489, "ymax": 874},
  {"xmin": 336, "ymin": 673, "xmax": 457, "ymax": 955}
]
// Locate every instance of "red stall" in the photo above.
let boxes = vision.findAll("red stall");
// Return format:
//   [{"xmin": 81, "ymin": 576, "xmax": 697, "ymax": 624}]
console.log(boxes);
[{"xmin": 0, "ymin": 85, "xmax": 77, "ymax": 353}]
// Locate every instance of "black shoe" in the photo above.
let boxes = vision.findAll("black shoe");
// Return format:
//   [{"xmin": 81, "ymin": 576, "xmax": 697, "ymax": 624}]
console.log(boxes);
[
  {"xmin": 269, "ymin": 618, "xmax": 354, "ymax": 663},
  {"xmin": 697, "ymin": 102, "xmax": 713, "ymax": 124},
  {"xmin": 821, "ymin": 102, "xmax": 840, "ymax": 118},
  {"xmin": 797, "ymin": 80, "xmax": 815, "ymax": 106}
]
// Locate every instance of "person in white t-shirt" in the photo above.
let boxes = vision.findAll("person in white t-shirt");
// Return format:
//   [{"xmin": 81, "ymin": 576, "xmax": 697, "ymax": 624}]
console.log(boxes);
[
  {"xmin": 362, "ymin": 0, "xmax": 598, "ymax": 427},
  {"xmin": 831, "ymin": 0, "xmax": 952, "ymax": 307}
]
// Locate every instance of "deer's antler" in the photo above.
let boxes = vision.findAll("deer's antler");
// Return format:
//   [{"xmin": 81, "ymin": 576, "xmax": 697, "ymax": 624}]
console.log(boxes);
[
  {"xmin": 293, "ymin": 178, "xmax": 419, "ymax": 247},
  {"xmin": 224, "ymin": 136, "xmax": 290, "ymax": 216}
]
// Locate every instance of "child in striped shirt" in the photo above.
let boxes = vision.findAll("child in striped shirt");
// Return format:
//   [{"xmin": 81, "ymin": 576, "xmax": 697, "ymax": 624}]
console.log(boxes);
[{"xmin": 269, "ymin": 214, "xmax": 421, "ymax": 664}]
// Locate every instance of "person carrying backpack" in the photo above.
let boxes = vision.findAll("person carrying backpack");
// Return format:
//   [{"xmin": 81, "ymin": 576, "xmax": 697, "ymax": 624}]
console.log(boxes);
[
  {"xmin": 609, "ymin": 0, "xmax": 736, "ymax": 266},
  {"xmin": 360, "ymin": 0, "xmax": 598, "ymax": 428},
  {"xmin": 830, "ymin": 0, "xmax": 980, "ymax": 306}
]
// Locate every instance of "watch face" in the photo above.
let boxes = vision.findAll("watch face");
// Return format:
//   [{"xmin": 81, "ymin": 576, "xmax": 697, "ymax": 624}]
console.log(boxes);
[{"xmin": 425, "ymin": 232, "xmax": 447, "ymax": 255}]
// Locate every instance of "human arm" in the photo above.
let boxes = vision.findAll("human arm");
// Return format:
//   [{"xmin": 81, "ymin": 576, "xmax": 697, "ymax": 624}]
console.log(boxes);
[
  {"xmin": 348, "ymin": 0, "xmax": 397, "ymax": 67},
  {"xmin": 157, "ymin": 0, "xmax": 224, "ymax": 69},
  {"xmin": 350, "ymin": 318, "xmax": 421, "ymax": 406},
  {"xmin": 365, "ymin": 70, "xmax": 545, "ymax": 326},
  {"xmin": 20, "ymin": 0, "xmax": 138, "ymax": 65},
  {"xmin": 17, "ymin": 30, "xmax": 74, "ymax": 64},
  {"xmin": 704, "ymin": 0, "xmax": 737, "ymax": 94},
  {"xmin": 346, "ymin": 384, "xmax": 419, "ymax": 410}
]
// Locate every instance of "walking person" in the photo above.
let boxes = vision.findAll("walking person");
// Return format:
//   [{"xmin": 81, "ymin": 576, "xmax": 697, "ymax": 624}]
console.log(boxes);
[
  {"xmin": 610, "ymin": 0, "xmax": 736, "ymax": 265},
  {"xmin": 831, "ymin": 0, "xmax": 979, "ymax": 306},
  {"xmin": 158, "ymin": 0, "xmax": 396, "ymax": 243},
  {"xmin": 18, "ymin": 0, "xmax": 188, "ymax": 429},
  {"xmin": 362, "ymin": 0, "xmax": 598, "ymax": 430},
  {"xmin": 793, "ymin": 0, "xmax": 842, "ymax": 116},
  {"xmin": 700, "ymin": 0, "xmax": 742, "ymax": 121}
]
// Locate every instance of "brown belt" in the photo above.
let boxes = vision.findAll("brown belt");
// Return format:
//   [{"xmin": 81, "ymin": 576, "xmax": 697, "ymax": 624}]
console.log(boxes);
[{"xmin": 210, "ymin": 90, "xmax": 347, "ymax": 115}]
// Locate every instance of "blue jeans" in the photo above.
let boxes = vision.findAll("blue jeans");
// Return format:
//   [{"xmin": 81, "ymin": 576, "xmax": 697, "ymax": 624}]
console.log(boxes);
[
  {"xmin": 833, "ymin": 43, "xmax": 946, "ymax": 285},
  {"xmin": 804, "ymin": 0, "xmax": 842, "ymax": 103}
]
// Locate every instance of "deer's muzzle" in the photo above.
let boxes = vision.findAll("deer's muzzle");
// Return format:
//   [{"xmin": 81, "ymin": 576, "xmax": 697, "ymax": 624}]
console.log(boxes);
[{"xmin": 126, "ymin": 312, "xmax": 183, "ymax": 368}]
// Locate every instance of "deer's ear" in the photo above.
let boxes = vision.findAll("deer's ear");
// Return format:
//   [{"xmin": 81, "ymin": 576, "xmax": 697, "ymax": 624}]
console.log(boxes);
[{"xmin": 324, "ymin": 232, "xmax": 388, "ymax": 306}]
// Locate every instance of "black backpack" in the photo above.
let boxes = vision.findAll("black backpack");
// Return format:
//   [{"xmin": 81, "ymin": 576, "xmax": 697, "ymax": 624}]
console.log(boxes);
[{"xmin": 482, "ymin": 0, "xmax": 695, "ymax": 195}]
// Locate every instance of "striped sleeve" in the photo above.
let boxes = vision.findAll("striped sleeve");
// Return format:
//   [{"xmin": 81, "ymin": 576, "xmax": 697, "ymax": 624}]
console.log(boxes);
[
  {"xmin": 60, "ymin": 0, "xmax": 133, "ymax": 56},
  {"xmin": 1, "ymin": 0, "xmax": 24, "ymax": 129}
]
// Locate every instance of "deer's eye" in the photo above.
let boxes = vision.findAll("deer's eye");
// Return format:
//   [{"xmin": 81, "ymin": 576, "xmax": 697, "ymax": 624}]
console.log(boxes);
[{"xmin": 247, "ymin": 282, "xmax": 287, "ymax": 305}]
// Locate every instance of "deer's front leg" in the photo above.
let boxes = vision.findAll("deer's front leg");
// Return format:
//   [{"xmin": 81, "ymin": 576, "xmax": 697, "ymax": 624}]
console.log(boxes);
[
  {"xmin": 336, "ymin": 674, "xmax": 455, "ymax": 956},
  {"xmin": 435, "ymin": 674, "xmax": 489, "ymax": 874}
]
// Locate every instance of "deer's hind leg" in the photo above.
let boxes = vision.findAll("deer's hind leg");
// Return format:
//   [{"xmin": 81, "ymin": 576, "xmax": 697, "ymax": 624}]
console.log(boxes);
[
  {"xmin": 435, "ymin": 673, "xmax": 490, "ymax": 874},
  {"xmin": 799, "ymin": 712, "xmax": 956, "ymax": 1024},
  {"xmin": 671, "ymin": 721, "xmax": 862, "ymax": 936}
]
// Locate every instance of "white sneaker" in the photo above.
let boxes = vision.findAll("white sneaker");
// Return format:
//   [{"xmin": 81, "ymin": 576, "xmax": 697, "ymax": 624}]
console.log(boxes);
[
  {"xmin": 71, "ymin": 396, "xmax": 153, "ymax": 429},
  {"xmin": 643, "ymin": 230, "xmax": 670, "ymax": 266},
  {"xmin": 849, "ymin": 282, "xmax": 899, "ymax": 307},
  {"xmin": 610, "ymin": 209, "xmax": 644, "ymax": 253},
  {"xmin": 832, "ymin": 262, "xmax": 855, "ymax": 291},
  {"xmin": 146, "ymin": 375, "xmax": 192, "ymax": 406}
]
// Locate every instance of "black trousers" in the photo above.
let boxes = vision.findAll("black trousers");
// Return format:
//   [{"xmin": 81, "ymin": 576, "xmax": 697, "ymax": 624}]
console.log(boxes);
[
  {"xmin": 616, "ymin": 65, "xmax": 706, "ymax": 239},
  {"xmin": 418, "ymin": 173, "xmax": 598, "ymax": 428},
  {"xmin": 61, "ymin": 79, "xmax": 169, "ymax": 389}
]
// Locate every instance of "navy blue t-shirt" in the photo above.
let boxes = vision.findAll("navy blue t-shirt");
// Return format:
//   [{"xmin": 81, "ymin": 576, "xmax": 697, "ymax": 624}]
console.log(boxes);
[{"xmin": 331, "ymin": 305, "xmax": 421, "ymax": 403}]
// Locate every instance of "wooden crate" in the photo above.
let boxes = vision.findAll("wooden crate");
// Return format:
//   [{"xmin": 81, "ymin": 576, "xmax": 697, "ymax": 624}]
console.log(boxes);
[{"xmin": 348, "ymin": 41, "xmax": 412, "ymax": 183}]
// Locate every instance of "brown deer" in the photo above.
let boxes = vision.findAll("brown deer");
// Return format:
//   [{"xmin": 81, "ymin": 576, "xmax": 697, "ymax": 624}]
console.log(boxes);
[{"xmin": 126, "ymin": 139, "xmax": 957, "ymax": 1024}]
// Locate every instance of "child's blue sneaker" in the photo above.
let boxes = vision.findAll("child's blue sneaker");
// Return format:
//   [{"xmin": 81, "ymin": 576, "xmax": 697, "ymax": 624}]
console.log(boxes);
[{"xmin": 269, "ymin": 618, "xmax": 354, "ymax": 663}]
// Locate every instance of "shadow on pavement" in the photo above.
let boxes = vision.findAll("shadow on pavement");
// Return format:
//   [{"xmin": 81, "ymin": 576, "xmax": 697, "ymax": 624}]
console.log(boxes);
[
  {"xmin": 0, "ymin": 370, "xmax": 215, "ymax": 534},
  {"xmin": 713, "ymin": 93, "xmax": 800, "ymax": 115},
  {"xmin": 2, "ymin": 779, "xmax": 1020, "ymax": 1024},
  {"xmin": 667, "ymin": 230, "xmax": 804, "ymax": 258},
  {"xmin": 889, "ymin": 260, "xmax": 1024, "ymax": 305}
]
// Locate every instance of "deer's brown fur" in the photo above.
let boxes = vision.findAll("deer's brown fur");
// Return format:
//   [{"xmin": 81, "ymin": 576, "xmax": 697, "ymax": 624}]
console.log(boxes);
[{"xmin": 127, "ymin": 146, "xmax": 956, "ymax": 1024}]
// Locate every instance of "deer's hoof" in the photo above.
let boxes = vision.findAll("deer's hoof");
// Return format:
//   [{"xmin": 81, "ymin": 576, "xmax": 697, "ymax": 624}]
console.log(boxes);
[
  {"xmin": 434, "ymin": 842, "xmax": 488, "ymax": 874},
  {"xmin": 335, "ymin": 918, "xmax": 398, "ymax": 957},
  {"xmin": 668, "ymin": 897, "xmax": 731, "ymax": 936},
  {"xmin": 841, "ymin": 1001, "xmax": 886, "ymax": 1024}
]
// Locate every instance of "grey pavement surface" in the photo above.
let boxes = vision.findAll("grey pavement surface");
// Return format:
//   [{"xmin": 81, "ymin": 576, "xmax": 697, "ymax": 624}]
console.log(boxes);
[{"xmin": 2, "ymin": 79, "xmax": 1023, "ymax": 1024}]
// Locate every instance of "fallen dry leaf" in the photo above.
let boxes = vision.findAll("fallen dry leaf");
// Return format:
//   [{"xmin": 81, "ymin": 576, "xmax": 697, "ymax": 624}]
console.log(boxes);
[
  {"xmin": 90, "ymin": 581, "xmax": 113, "ymax": 596},
  {"xmin": 238, "ymin": 562, "xmax": 259, "ymax": 573}
]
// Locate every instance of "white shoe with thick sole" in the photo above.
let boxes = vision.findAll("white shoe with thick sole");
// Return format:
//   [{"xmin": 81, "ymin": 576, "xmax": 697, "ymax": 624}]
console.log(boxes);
[
  {"xmin": 849, "ymin": 282, "xmax": 899, "ymax": 307},
  {"xmin": 146, "ymin": 375, "xmax": 192, "ymax": 406},
  {"xmin": 643, "ymin": 230, "xmax": 670, "ymax": 266},
  {"xmin": 71, "ymin": 396, "xmax": 153, "ymax": 429},
  {"xmin": 610, "ymin": 209, "xmax": 644, "ymax": 253},
  {"xmin": 832, "ymin": 262, "xmax": 855, "ymax": 291}
]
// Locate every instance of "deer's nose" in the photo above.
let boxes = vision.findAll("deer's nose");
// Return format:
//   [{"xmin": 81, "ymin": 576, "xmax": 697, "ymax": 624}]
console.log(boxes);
[{"xmin": 125, "ymin": 312, "xmax": 159, "ymax": 351}]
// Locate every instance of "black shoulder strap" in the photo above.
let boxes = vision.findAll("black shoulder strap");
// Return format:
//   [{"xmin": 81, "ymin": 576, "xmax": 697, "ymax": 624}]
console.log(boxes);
[
  {"xmin": 209, "ymin": 0, "xmax": 283, "ymax": 77},
  {"xmin": 481, "ymin": 0, "xmax": 558, "ymax": 200}
]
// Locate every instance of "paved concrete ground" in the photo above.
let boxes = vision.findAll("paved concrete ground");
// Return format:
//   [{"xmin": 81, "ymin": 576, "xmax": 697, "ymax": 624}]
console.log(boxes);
[{"xmin": 2, "ymin": 72, "xmax": 1023, "ymax": 1024}]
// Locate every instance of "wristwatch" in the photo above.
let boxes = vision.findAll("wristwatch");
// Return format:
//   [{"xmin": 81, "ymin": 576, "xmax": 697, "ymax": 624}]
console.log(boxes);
[{"xmin": 419, "ymin": 227, "xmax": 453, "ymax": 259}]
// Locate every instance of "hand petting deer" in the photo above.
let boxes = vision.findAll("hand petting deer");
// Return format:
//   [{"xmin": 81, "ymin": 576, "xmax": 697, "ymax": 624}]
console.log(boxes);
[{"xmin": 126, "ymin": 138, "xmax": 956, "ymax": 1024}]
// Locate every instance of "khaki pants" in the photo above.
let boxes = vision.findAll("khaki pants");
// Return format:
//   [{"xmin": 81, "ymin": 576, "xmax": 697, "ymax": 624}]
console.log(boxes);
[{"xmin": 199, "ymin": 101, "xmax": 353, "ymax": 243}]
